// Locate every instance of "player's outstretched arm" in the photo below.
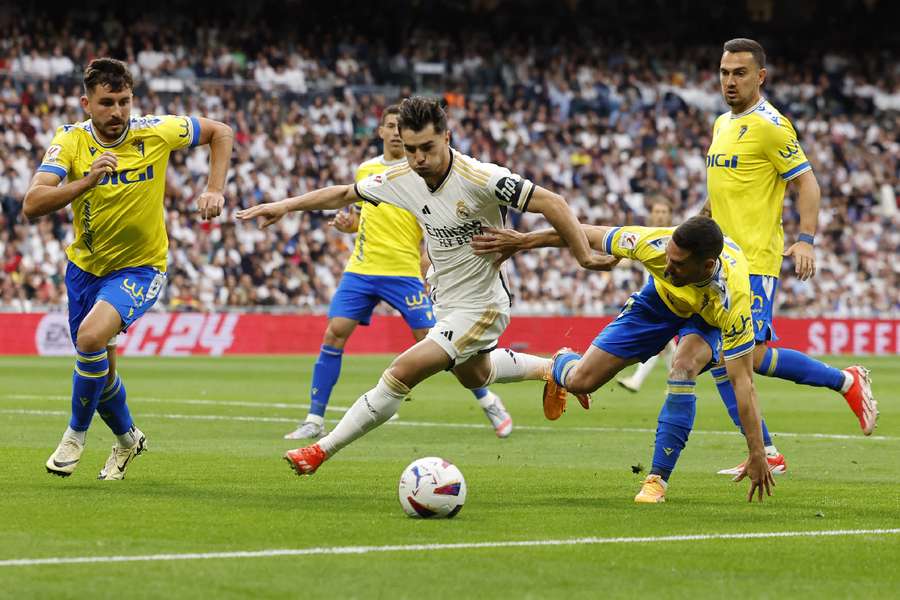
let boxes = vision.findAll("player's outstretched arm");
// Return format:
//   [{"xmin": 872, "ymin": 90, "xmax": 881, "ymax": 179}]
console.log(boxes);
[
  {"xmin": 472, "ymin": 224, "xmax": 615, "ymax": 267},
  {"xmin": 23, "ymin": 152, "xmax": 118, "ymax": 221},
  {"xmin": 235, "ymin": 185, "xmax": 359, "ymax": 228},
  {"xmin": 526, "ymin": 186, "xmax": 617, "ymax": 271},
  {"xmin": 726, "ymin": 353, "xmax": 775, "ymax": 502},
  {"xmin": 193, "ymin": 117, "xmax": 234, "ymax": 221},
  {"xmin": 783, "ymin": 169, "xmax": 820, "ymax": 281}
]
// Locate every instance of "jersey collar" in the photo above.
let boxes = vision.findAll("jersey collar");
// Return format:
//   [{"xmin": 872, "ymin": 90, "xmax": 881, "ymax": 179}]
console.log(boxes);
[
  {"xmin": 88, "ymin": 118, "xmax": 131, "ymax": 148},
  {"xmin": 729, "ymin": 96, "xmax": 766, "ymax": 120},
  {"xmin": 426, "ymin": 149, "xmax": 454, "ymax": 194},
  {"xmin": 693, "ymin": 258, "xmax": 722, "ymax": 288}
]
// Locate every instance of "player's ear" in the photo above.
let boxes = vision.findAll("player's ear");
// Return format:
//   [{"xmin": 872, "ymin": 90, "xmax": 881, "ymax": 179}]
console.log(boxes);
[
  {"xmin": 80, "ymin": 95, "xmax": 89, "ymax": 112},
  {"xmin": 758, "ymin": 67, "xmax": 767, "ymax": 87}
]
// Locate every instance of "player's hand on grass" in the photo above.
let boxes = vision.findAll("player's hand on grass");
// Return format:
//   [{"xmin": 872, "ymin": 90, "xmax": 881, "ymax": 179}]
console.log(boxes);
[
  {"xmin": 471, "ymin": 227, "xmax": 525, "ymax": 267},
  {"xmin": 330, "ymin": 209, "xmax": 358, "ymax": 233},
  {"xmin": 196, "ymin": 190, "xmax": 225, "ymax": 220},
  {"xmin": 235, "ymin": 201, "xmax": 288, "ymax": 228},
  {"xmin": 784, "ymin": 241, "xmax": 815, "ymax": 280},
  {"xmin": 86, "ymin": 152, "xmax": 118, "ymax": 186},
  {"xmin": 734, "ymin": 451, "xmax": 774, "ymax": 502}
]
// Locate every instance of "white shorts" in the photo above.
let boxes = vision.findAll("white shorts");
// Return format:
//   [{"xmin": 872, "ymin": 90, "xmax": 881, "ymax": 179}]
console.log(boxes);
[{"xmin": 426, "ymin": 305, "xmax": 510, "ymax": 365}]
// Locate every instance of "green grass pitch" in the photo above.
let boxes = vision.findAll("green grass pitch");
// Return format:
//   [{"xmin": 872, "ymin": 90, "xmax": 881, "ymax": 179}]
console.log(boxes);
[{"xmin": 1, "ymin": 354, "xmax": 897, "ymax": 598}]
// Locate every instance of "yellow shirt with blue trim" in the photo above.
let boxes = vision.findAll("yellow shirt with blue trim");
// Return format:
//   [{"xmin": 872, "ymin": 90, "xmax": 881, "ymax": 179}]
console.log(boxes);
[
  {"xmin": 345, "ymin": 155, "xmax": 423, "ymax": 279},
  {"xmin": 37, "ymin": 114, "xmax": 200, "ymax": 277},
  {"xmin": 602, "ymin": 226, "xmax": 756, "ymax": 360},
  {"xmin": 706, "ymin": 98, "xmax": 812, "ymax": 277}
]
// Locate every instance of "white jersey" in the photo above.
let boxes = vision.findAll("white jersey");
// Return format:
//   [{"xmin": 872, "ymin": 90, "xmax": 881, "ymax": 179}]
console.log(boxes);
[{"xmin": 355, "ymin": 149, "xmax": 535, "ymax": 310}]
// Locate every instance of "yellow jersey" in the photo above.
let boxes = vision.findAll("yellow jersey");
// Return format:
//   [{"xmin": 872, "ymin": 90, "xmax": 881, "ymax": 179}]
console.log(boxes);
[
  {"xmin": 345, "ymin": 155, "xmax": 423, "ymax": 278},
  {"xmin": 706, "ymin": 98, "xmax": 811, "ymax": 277},
  {"xmin": 603, "ymin": 226, "xmax": 755, "ymax": 360},
  {"xmin": 37, "ymin": 115, "xmax": 200, "ymax": 276}
]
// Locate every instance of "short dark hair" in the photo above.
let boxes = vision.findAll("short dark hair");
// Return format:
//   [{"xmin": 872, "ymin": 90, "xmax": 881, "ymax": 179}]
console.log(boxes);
[
  {"xmin": 380, "ymin": 104, "xmax": 400, "ymax": 125},
  {"xmin": 672, "ymin": 216, "xmax": 724, "ymax": 262},
  {"xmin": 723, "ymin": 38, "xmax": 766, "ymax": 69},
  {"xmin": 83, "ymin": 58, "xmax": 134, "ymax": 95},
  {"xmin": 397, "ymin": 96, "xmax": 447, "ymax": 134}
]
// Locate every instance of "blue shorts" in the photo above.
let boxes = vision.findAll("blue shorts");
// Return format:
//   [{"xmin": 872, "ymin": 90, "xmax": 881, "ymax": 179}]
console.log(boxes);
[
  {"xmin": 328, "ymin": 272, "xmax": 436, "ymax": 330},
  {"xmin": 749, "ymin": 275, "xmax": 779, "ymax": 343},
  {"xmin": 593, "ymin": 283, "xmax": 721, "ymax": 365},
  {"xmin": 66, "ymin": 262, "xmax": 167, "ymax": 345}
]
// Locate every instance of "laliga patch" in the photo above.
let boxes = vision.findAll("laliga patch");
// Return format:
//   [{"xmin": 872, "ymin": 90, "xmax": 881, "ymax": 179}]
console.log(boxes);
[
  {"xmin": 618, "ymin": 231, "xmax": 638, "ymax": 250},
  {"xmin": 43, "ymin": 144, "xmax": 63, "ymax": 163}
]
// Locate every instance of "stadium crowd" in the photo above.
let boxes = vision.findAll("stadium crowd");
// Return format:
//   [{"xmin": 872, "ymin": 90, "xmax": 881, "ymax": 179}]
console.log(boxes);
[{"xmin": 1, "ymin": 16, "xmax": 897, "ymax": 317}]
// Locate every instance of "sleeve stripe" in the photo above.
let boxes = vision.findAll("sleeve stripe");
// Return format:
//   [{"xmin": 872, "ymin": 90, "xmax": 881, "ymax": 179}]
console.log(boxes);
[
  {"xmin": 519, "ymin": 181, "xmax": 536, "ymax": 212},
  {"xmin": 781, "ymin": 161, "xmax": 811, "ymax": 181},
  {"xmin": 353, "ymin": 182, "xmax": 379, "ymax": 206},
  {"xmin": 189, "ymin": 116, "xmax": 201, "ymax": 147},
  {"xmin": 604, "ymin": 227, "xmax": 621, "ymax": 254},
  {"xmin": 37, "ymin": 164, "xmax": 67, "ymax": 179},
  {"xmin": 723, "ymin": 339, "xmax": 756, "ymax": 360}
]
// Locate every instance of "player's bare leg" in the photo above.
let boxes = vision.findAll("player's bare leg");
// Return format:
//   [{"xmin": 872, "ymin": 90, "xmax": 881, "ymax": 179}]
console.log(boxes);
[
  {"xmin": 545, "ymin": 345, "xmax": 636, "ymax": 419},
  {"xmin": 407, "ymin": 328, "xmax": 513, "ymax": 437},
  {"xmin": 285, "ymin": 338, "xmax": 451, "ymax": 475}
]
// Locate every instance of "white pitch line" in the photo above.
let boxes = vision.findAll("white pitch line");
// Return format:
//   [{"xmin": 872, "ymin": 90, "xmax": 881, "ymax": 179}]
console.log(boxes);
[
  {"xmin": 1, "ymin": 528, "xmax": 897, "ymax": 568},
  {"xmin": 3, "ymin": 394, "xmax": 349, "ymax": 414},
  {"xmin": 1, "ymin": 408, "xmax": 895, "ymax": 442}
]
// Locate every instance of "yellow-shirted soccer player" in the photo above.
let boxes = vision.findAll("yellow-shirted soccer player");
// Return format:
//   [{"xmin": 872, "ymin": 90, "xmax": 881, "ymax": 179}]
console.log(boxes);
[
  {"xmin": 471, "ymin": 217, "xmax": 774, "ymax": 504},
  {"xmin": 699, "ymin": 38, "xmax": 877, "ymax": 477},
  {"xmin": 23, "ymin": 58, "xmax": 233, "ymax": 480},
  {"xmin": 283, "ymin": 105, "xmax": 510, "ymax": 441}
]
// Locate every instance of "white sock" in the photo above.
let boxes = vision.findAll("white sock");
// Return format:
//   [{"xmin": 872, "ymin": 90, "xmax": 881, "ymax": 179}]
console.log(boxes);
[
  {"xmin": 304, "ymin": 414, "xmax": 325, "ymax": 427},
  {"xmin": 629, "ymin": 353, "xmax": 660, "ymax": 387},
  {"xmin": 841, "ymin": 371, "xmax": 853, "ymax": 393},
  {"xmin": 116, "ymin": 426, "xmax": 138, "ymax": 448},
  {"xmin": 64, "ymin": 426, "xmax": 86, "ymax": 445},
  {"xmin": 318, "ymin": 373, "xmax": 409, "ymax": 456},
  {"xmin": 765, "ymin": 444, "xmax": 779, "ymax": 457},
  {"xmin": 484, "ymin": 348, "xmax": 549, "ymax": 386},
  {"xmin": 475, "ymin": 391, "xmax": 495, "ymax": 409}
]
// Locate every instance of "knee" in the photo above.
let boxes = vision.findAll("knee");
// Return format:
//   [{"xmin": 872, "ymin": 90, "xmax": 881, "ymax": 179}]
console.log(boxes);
[
  {"xmin": 384, "ymin": 363, "xmax": 414, "ymax": 391},
  {"xmin": 323, "ymin": 323, "xmax": 351, "ymax": 348},
  {"xmin": 75, "ymin": 328, "xmax": 108, "ymax": 354},
  {"xmin": 668, "ymin": 360, "xmax": 700, "ymax": 383}
]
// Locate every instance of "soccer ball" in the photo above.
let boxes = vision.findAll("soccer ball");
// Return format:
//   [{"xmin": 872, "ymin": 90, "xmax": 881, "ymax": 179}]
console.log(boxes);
[{"xmin": 398, "ymin": 457, "xmax": 467, "ymax": 518}]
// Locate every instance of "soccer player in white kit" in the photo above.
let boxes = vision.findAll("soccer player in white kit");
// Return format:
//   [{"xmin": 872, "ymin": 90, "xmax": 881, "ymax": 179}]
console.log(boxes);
[{"xmin": 236, "ymin": 97, "xmax": 615, "ymax": 475}]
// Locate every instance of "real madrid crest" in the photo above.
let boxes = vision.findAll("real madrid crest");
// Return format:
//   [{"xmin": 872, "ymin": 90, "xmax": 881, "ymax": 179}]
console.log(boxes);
[{"xmin": 456, "ymin": 200, "xmax": 471, "ymax": 219}]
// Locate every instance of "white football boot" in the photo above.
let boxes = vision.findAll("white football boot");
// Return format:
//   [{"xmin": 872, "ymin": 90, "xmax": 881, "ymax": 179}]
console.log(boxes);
[
  {"xmin": 98, "ymin": 428, "xmax": 147, "ymax": 480},
  {"xmin": 46, "ymin": 435, "xmax": 85, "ymax": 477}
]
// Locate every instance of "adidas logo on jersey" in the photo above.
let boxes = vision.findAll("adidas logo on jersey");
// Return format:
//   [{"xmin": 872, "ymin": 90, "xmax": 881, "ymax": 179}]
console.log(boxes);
[
  {"xmin": 440, "ymin": 330, "xmax": 453, "ymax": 341},
  {"xmin": 422, "ymin": 205, "xmax": 431, "ymax": 215}
]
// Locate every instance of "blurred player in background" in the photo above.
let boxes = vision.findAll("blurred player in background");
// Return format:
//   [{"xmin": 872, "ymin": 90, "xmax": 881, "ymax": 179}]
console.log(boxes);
[
  {"xmin": 284, "ymin": 105, "xmax": 510, "ymax": 441},
  {"xmin": 238, "ymin": 97, "xmax": 614, "ymax": 476},
  {"xmin": 23, "ymin": 58, "xmax": 233, "ymax": 480},
  {"xmin": 698, "ymin": 38, "xmax": 877, "ymax": 476},
  {"xmin": 616, "ymin": 196, "xmax": 676, "ymax": 393}
]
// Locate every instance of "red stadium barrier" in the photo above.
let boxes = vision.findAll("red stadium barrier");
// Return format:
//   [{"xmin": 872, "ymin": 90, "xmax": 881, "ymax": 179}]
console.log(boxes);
[{"xmin": 1, "ymin": 313, "xmax": 899, "ymax": 356}]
